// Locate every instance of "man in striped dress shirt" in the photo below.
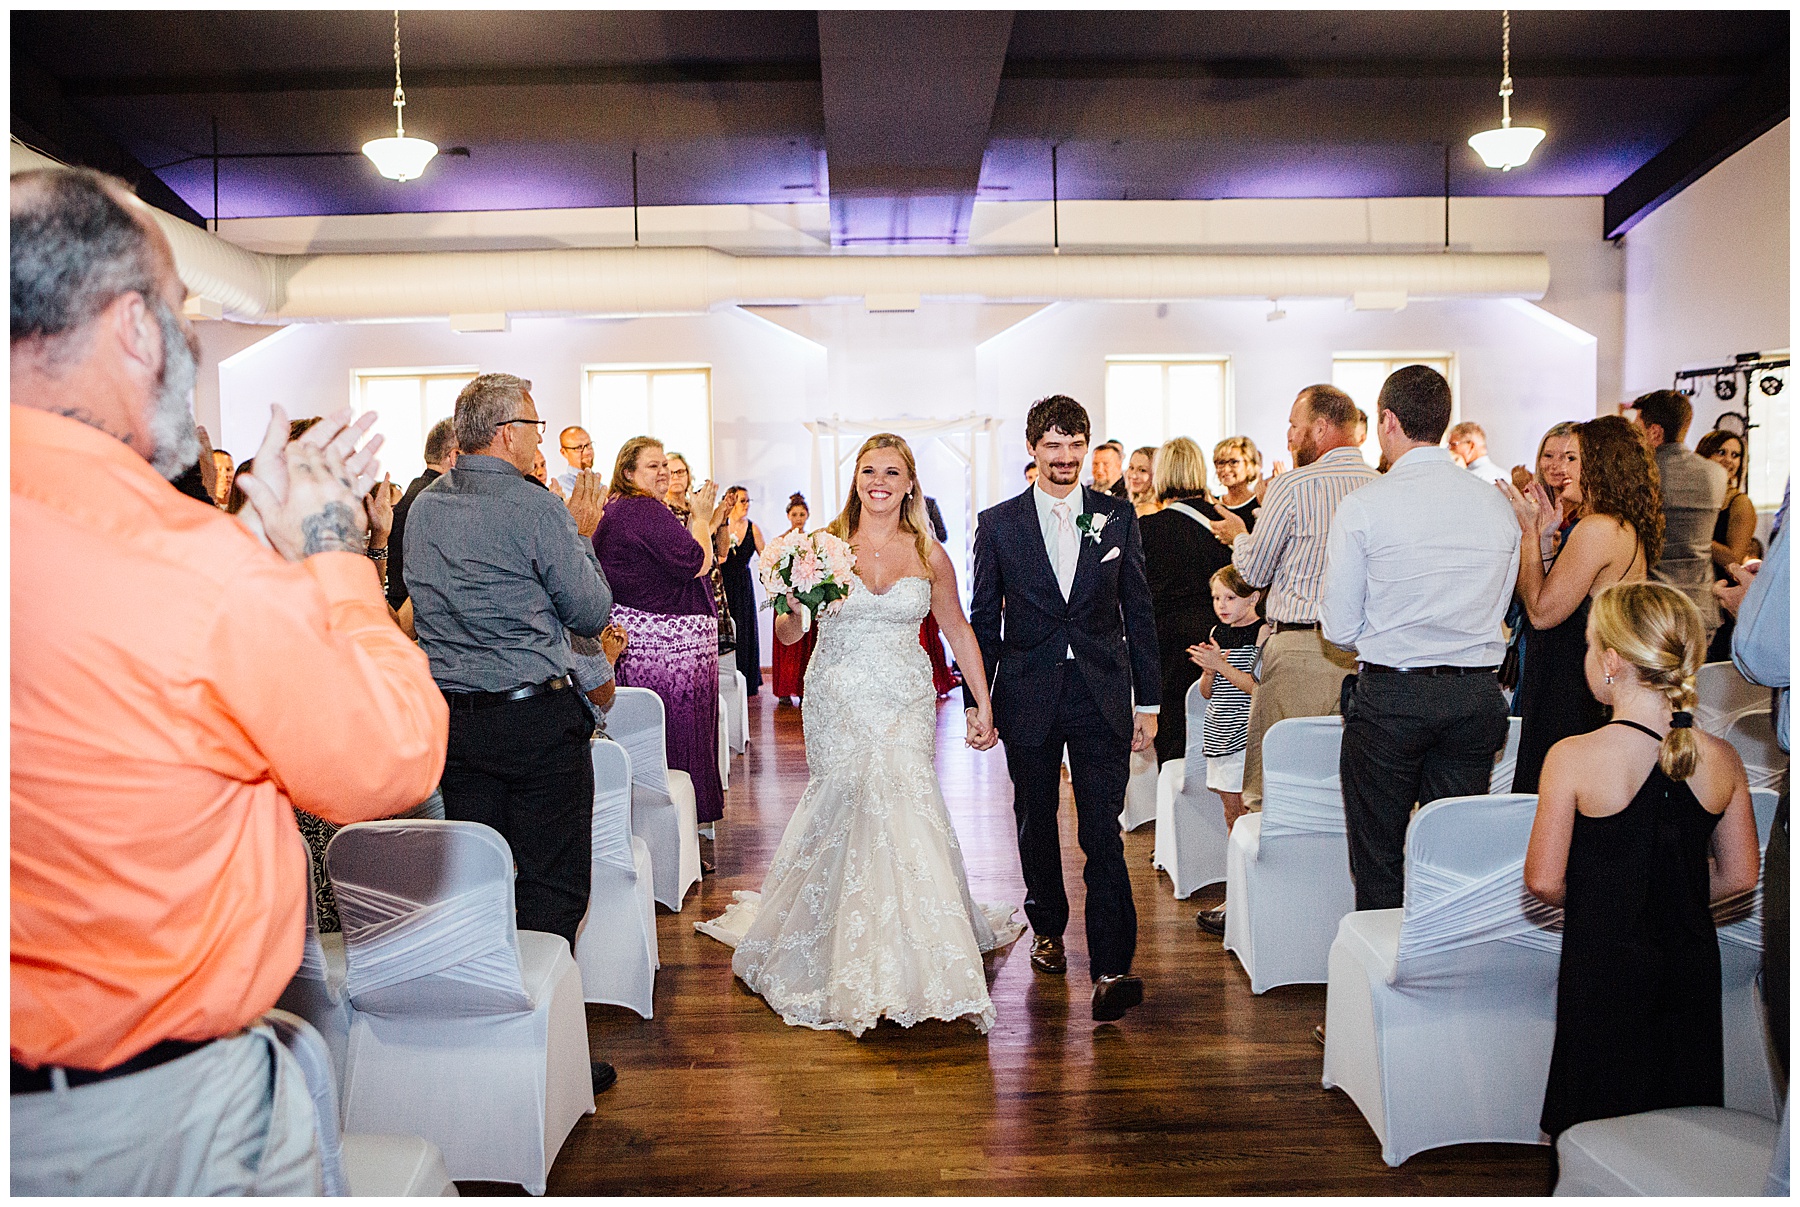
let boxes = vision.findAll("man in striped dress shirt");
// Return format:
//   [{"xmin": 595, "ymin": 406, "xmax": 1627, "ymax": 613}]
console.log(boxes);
[{"xmin": 1208, "ymin": 385, "xmax": 1377, "ymax": 823}]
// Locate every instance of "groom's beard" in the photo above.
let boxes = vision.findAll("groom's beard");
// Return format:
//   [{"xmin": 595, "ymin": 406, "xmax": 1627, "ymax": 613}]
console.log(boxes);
[
  {"xmin": 145, "ymin": 298, "xmax": 202, "ymax": 481},
  {"xmin": 1038, "ymin": 458, "xmax": 1082, "ymax": 487}
]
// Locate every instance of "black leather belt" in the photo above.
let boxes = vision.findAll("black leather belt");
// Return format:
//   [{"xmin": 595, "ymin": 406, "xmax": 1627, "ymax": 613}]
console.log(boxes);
[
  {"xmin": 12, "ymin": 1037, "xmax": 213, "ymax": 1095},
  {"xmin": 443, "ymin": 675, "xmax": 571, "ymax": 713},
  {"xmin": 1272, "ymin": 620, "xmax": 1320, "ymax": 633},
  {"xmin": 1360, "ymin": 663, "xmax": 1499, "ymax": 677}
]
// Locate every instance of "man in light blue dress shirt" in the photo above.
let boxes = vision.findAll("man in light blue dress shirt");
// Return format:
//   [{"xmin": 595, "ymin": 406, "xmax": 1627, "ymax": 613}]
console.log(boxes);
[{"xmin": 1321, "ymin": 366, "xmax": 1521, "ymax": 911}]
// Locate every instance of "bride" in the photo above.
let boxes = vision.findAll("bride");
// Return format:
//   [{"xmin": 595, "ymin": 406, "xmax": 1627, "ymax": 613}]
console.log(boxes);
[{"xmin": 696, "ymin": 433, "xmax": 1022, "ymax": 1036}]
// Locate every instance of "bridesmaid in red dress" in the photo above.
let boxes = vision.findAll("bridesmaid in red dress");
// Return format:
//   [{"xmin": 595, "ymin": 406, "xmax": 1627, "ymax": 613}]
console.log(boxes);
[
  {"xmin": 919, "ymin": 496, "xmax": 961, "ymax": 697},
  {"xmin": 770, "ymin": 494, "xmax": 817, "ymax": 705}
]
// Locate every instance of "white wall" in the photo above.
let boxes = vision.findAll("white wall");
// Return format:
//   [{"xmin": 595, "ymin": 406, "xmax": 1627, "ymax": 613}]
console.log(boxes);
[{"xmin": 1622, "ymin": 119, "xmax": 1790, "ymax": 429}]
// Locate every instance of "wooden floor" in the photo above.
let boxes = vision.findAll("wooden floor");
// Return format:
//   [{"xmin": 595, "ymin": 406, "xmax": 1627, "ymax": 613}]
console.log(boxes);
[{"xmin": 463, "ymin": 693, "xmax": 1555, "ymax": 1196}]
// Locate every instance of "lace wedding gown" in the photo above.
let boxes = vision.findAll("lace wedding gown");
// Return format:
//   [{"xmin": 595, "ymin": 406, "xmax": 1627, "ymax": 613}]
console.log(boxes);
[{"xmin": 696, "ymin": 576, "xmax": 1022, "ymax": 1036}]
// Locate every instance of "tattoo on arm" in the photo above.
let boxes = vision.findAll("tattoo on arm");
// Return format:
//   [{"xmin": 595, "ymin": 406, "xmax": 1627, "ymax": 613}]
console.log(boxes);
[{"xmin": 300, "ymin": 502, "xmax": 369, "ymax": 557}]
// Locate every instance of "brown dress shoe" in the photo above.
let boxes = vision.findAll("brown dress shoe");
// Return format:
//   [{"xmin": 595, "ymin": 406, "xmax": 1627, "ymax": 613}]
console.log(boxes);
[
  {"xmin": 1029, "ymin": 935, "xmax": 1067, "ymax": 974},
  {"xmin": 1091, "ymin": 974, "xmax": 1144, "ymax": 1021},
  {"xmin": 1195, "ymin": 905, "xmax": 1227, "ymax": 935}
]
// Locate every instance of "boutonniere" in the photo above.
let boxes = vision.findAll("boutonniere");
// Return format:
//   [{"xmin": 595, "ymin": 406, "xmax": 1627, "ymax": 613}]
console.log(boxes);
[{"xmin": 1074, "ymin": 511, "xmax": 1108, "ymax": 544}]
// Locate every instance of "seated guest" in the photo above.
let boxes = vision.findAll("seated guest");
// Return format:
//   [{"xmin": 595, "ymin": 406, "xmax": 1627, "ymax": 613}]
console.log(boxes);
[
  {"xmin": 593, "ymin": 436, "xmax": 728, "ymax": 828},
  {"xmin": 12, "ymin": 166, "xmax": 448, "ymax": 1194},
  {"xmin": 1696, "ymin": 428, "xmax": 1758, "ymax": 662},
  {"xmin": 1526, "ymin": 581, "xmax": 1759, "ymax": 1137},
  {"xmin": 770, "ymin": 494, "xmax": 817, "ymax": 704},
  {"xmin": 1125, "ymin": 446, "xmax": 1160, "ymax": 516},
  {"xmin": 1212, "ymin": 436, "xmax": 1262, "ymax": 530},
  {"xmin": 1627, "ymin": 389, "xmax": 1728, "ymax": 640},
  {"xmin": 404, "ymin": 373, "xmax": 612, "ymax": 954},
  {"xmin": 1139, "ymin": 436, "xmax": 1234, "ymax": 767},
  {"xmin": 1447, "ymin": 420, "xmax": 1510, "ymax": 484},
  {"xmin": 1500, "ymin": 415, "xmax": 1658, "ymax": 792}
]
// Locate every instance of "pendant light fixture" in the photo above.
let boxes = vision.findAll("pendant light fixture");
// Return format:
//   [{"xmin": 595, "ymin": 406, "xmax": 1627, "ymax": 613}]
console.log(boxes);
[
  {"xmin": 1467, "ymin": 11, "xmax": 1546, "ymax": 171},
  {"xmin": 362, "ymin": 10, "xmax": 438, "ymax": 182}
]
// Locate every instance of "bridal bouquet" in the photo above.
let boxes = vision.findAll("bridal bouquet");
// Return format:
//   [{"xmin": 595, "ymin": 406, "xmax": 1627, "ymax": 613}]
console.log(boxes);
[{"xmin": 759, "ymin": 530, "xmax": 858, "ymax": 626}]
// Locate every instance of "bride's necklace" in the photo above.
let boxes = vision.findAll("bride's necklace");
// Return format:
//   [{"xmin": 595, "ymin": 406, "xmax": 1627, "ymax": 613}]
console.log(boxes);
[{"xmin": 863, "ymin": 527, "xmax": 903, "ymax": 560}]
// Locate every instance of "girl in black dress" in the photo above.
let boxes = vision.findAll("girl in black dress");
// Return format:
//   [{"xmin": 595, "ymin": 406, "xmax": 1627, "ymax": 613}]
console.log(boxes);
[
  {"xmin": 716, "ymin": 486, "xmax": 764, "ymax": 694},
  {"xmin": 1696, "ymin": 429, "xmax": 1757, "ymax": 663},
  {"xmin": 1499, "ymin": 416, "xmax": 1660, "ymax": 793},
  {"xmin": 1138, "ymin": 436, "xmax": 1234, "ymax": 766},
  {"xmin": 1525, "ymin": 581, "xmax": 1759, "ymax": 1136}
]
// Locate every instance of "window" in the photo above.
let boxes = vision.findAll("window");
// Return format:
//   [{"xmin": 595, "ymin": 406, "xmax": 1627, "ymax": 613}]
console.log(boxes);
[
  {"xmin": 1331, "ymin": 354, "xmax": 1457, "ymax": 467},
  {"xmin": 354, "ymin": 368, "xmax": 477, "ymax": 481},
  {"xmin": 582, "ymin": 365, "xmax": 714, "ymax": 483},
  {"xmin": 1103, "ymin": 357, "xmax": 1231, "ymax": 471}
]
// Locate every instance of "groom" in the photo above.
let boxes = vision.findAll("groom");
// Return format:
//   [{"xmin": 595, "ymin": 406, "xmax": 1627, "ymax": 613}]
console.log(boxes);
[{"xmin": 967, "ymin": 395, "xmax": 1161, "ymax": 1022}]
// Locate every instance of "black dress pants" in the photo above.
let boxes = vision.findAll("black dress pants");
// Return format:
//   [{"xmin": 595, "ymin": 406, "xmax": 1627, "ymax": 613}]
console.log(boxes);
[
  {"xmin": 440, "ymin": 686, "xmax": 595, "ymax": 948},
  {"xmin": 1003, "ymin": 663, "xmax": 1138, "ymax": 980},
  {"xmin": 1340, "ymin": 671, "xmax": 1510, "ymax": 912}
]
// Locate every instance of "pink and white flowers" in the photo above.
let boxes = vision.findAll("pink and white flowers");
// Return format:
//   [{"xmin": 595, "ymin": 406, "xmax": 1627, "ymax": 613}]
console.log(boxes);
[{"xmin": 759, "ymin": 529, "xmax": 858, "ymax": 625}]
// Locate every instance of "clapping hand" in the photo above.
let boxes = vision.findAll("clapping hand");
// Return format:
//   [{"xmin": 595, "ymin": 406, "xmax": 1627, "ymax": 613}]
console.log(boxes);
[
  {"xmin": 565, "ymin": 469, "xmax": 605, "ymax": 537},
  {"xmin": 1510, "ymin": 465, "xmax": 1535, "ymax": 492},
  {"xmin": 1207, "ymin": 508, "xmax": 1248, "ymax": 547},
  {"xmin": 366, "ymin": 473, "xmax": 396, "ymax": 545},
  {"xmin": 1496, "ymin": 477, "xmax": 1559, "ymax": 540},
  {"xmin": 600, "ymin": 622, "xmax": 628, "ymax": 662},
  {"xmin": 1714, "ymin": 559, "xmax": 1762, "ymax": 620},
  {"xmin": 235, "ymin": 405, "xmax": 381, "ymax": 561},
  {"xmin": 1188, "ymin": 639, "xmax": 1229, "ymax": 673},
  {"xmin": 698, "ymin": 480, "xmax": 725, "ymax": 524}
]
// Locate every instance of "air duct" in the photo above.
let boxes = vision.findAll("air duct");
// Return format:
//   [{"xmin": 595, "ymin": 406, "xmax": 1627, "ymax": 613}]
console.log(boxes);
[{"xmin": 12, "ymin": 138, "xmax": 1551, "ymax": 324}]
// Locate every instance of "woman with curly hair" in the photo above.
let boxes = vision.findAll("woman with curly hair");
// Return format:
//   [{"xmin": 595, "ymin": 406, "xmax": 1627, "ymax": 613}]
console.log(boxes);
[{"xmin": 1498, "ymin": 414, "xmax": 1660, "ymax": 792}]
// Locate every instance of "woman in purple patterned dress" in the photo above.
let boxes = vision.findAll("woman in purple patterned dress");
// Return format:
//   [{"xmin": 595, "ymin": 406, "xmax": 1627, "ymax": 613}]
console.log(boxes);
[{"xmin": 593, "ymin": 436, "xmax": 728, "ymax": 823}]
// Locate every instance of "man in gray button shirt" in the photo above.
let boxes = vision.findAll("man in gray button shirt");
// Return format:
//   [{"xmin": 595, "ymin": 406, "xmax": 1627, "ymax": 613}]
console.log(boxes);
[
  {"xmin": 1628, "ymin": 389, "xmax": 1728, "ymax": 637},
  {"xmin": 405, "ymin": 373, "xmax": 610, "ymax": 950}
]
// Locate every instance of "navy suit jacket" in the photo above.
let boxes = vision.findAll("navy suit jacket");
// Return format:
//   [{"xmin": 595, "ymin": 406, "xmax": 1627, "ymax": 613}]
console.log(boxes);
[{"xmin": 965, "ymin": 486, "xmax": 1161, "ymax": 746}]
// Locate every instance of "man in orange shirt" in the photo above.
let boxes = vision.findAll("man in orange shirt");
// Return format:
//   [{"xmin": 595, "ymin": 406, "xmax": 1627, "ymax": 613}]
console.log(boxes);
[{"xmin": 11, "ymin": 167, "xmax": 449, "ymax": 1193}]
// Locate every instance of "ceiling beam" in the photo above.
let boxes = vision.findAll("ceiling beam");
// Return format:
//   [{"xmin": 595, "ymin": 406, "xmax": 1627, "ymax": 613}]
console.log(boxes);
[
  {"xmin": 1603, "ymin": 52, "xmax": 1789, "ymax": 238},
  {"xmin": 818, "ymin": 11, "xmax": 1014, "ymax": 244},
  {"xmin": 55, "ymin": 52, "xmax": 1772, "ymax": 99},
  {"xmin": 11, "ymin": 57, "xmax": 207, "ymax": 227}
]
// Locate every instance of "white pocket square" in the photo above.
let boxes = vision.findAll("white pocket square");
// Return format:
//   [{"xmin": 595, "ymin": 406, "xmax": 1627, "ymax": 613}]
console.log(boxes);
[{"xmin": 1100, "ymin": 547, "xmax": 1121, "ymax": 563}]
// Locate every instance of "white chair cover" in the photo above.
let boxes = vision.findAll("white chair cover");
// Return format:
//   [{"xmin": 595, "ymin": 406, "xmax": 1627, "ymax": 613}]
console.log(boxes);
[
  {"xmin": 264, "ymin": 1008, "xmax": 457, "ymax": 1198},
  {"xmin": 1697, "ymin": 660, "xmax": 1769, "ymax": 733},
  {"xmin": 573, "ymin": 739, "xmax": 659, "ymax": 1018},
  {"xmin": 1553, "ymin": 1104, "xmax": 1785, "ymax": 1196},
  {"xmin": 275, "ymin": 851, "xmax": 352, "ymax": 1103},
  {"xmin": 1714, "ymin": 787, "xmax": 1784, "ymax": 1121},
  {"xmin": 1223, "ymin": 716, "xmax": 1355, "ymax": 992},
  {"xmin": 1722, "ymin": 708, "xmax": 1788, "ymax": 794},
  {"xmin": 1323, "ymin": 793, "xmax": 1564, "ymax": 1166},
  {"xmin": 607, "ymin": 687, "xmax": 703, "ymax": 911},
  {"xmin": 721, "ymin": 663, "xmax": 749, "ymax": 754},
  {"xmin": 1151, "ymin": 682, "xmax": 1228, "ymax": 897},
  {"xmin": 1490, "ymin": 717, "xmax": 1522, "ymax": 795},
  {"xmin": 327, "ymin": 821, "xmax": 595, "ymax": 1194},
  {"xmin": 1121, "ymin": 745, "xmax": 1159, "ymax": 831}
]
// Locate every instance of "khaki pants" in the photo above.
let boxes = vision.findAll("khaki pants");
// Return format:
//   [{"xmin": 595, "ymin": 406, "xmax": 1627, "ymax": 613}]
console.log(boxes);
[
  {"xmin": 1242, "ymin": 629, "xmax": 1358, "ymax": 813},
  {"xmin": 11, "ymin": 1024, "xmax": 322, "ymax": 1196}
]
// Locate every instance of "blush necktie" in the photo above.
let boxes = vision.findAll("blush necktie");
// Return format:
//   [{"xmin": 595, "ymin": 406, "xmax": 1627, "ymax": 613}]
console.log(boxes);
[{"xmin": 1052, "ymin": 500, "xmax": 1078, "ymax": 600}]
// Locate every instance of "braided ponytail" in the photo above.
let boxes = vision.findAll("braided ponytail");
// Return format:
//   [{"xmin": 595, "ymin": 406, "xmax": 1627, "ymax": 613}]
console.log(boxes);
[{"xmin": 1590, "ymin": 582, "xmax": 1707, "ymax": 780}]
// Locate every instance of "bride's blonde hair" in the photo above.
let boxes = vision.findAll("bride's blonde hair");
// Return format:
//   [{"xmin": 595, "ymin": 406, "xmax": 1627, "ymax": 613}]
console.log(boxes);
[{"xmin": 827, "ymin": 433, "xmax": 935, "ymax": 581}]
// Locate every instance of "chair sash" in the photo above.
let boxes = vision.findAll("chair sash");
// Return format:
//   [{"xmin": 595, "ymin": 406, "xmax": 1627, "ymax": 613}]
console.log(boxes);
[
  {"xmin": 592, "ymin": 776, "xmax": 637, "ymax": 874},
  {"xmin": 1393, "ymin": 858, "xmax": 1564, "ymax": 974},
  {"xmin": 1259, "ymin": 772, "xmax": 1348, "ymax": 840},
  {"xmin": 611, "ymin": 719, "xmax": 671, "ymax": 797},
  {"xmin": 337, "ymin": 879, "xmax": 529, "ymax": 1009}
]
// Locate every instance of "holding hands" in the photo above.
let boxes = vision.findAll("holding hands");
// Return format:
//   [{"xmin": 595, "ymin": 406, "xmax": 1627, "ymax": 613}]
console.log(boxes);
[{"xmin": 964, "ymin": 706, "xmax": 998, "ymax": 751}]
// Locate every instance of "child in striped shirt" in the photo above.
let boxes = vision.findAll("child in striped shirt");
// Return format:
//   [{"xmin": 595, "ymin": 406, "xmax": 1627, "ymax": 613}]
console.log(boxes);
[{"xmin": 1188, "ymin": 565, "xmax": 1268, "ymax": 832}]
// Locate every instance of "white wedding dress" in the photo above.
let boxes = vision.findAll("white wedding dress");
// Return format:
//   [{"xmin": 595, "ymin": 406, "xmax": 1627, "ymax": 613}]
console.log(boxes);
[{"xmin": 696, "ymin": 575, "xmax": 1022, "ymax": 1036}]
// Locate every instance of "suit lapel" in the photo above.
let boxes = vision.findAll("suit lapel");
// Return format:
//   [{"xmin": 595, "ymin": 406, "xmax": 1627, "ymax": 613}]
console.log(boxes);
[
  {"xmin": 1010, "ymin": 488, "xmax": 1065, "ymax": 604},
  {"xmin": 1069, "ymin": 487, "xmax": 1105, "ymax": 603}
]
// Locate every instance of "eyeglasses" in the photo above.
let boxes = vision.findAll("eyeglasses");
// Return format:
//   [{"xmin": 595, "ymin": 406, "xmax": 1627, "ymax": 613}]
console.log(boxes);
[
  {"xmin": 496, "ymin": 419, "xmax": 546, "ymax": 434},
  {"xmin": 561, "ymin": 440, "xmax": 592, "ymax": 452}
]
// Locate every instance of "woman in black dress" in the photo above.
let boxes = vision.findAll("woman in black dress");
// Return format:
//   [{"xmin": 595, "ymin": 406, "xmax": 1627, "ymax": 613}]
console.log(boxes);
[
  {"xmin": 1138, "ymin": 436, "xmax": 1235, "ymax": 766},
  {"xmin": 1211, "ymin": 435, "xmax": 1262, "ymax": 532},
  {"xmin": 1525, "ymin": 581, "xmax": 1759, "ymax": 1136},
  {"xmin": 1499, "ymin": 416, "xmax": 1659, "ymax": 793},
  {"xmin": 716, "ymin": 486, "xmax": 764, "ymax": 694}
]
